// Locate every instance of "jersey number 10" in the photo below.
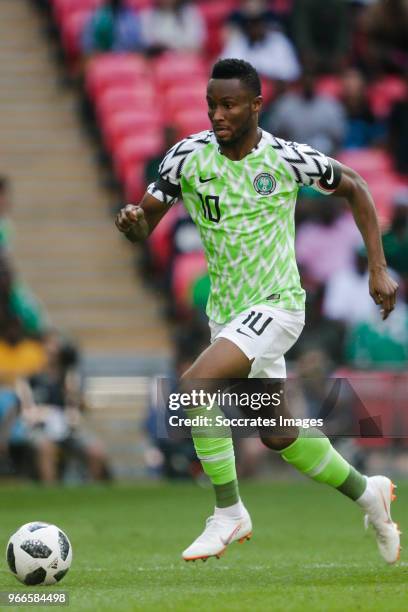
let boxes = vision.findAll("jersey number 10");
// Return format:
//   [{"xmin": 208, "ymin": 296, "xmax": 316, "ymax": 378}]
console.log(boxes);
[{"xmin": 198, "ymin": 194, "xmax": 221, "ymax": 223}]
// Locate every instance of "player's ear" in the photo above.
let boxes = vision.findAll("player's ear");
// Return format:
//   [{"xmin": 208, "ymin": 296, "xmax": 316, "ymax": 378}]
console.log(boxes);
[{"xmin": 253, "ymin": 95, "xmax": 263, "ymax": 113}]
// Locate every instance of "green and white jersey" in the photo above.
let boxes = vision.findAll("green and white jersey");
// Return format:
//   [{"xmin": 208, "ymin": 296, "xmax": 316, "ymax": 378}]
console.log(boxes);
[{"xmin": 148, "ymin": 129, "xmax": 341, "ymax": 324}]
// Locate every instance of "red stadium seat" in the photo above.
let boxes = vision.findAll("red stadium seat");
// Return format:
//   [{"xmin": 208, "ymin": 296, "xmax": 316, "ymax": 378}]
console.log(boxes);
[
  {"xmin": 368, "ymin": 76, "xmax": 407, "ymax": 119},
  {"xmin": 103, "ymin": 109, "xmax": 162, "ymax": 153},
  {"xmin": 174, "ymin": 109, "xmax": 210, "ymax": 139},
  {"xmin": 59, "ymin": 8, "xmax": 91, "ymax": 65},
  {"xmin": 96, "ymin": 85, "xmax": 156, "ymax": 124},
  {"xmin": 124, "ymin": 0, "xmax": 153, "ymax": 9},
  {"xmin": 198, "ymin": 0, "xmax": 237, "ymax": 58},
  {"xmin": 123, "ymin": 162, "xmax": 146, "ymax": 203},
  {"xmin": 368, "ymin": 175, "xmax": 408, "ymax": 227},
  {"xmin": 164, "ymin": 82, "xmax": 208, "ymax": 122},
  {"xmin": 337, "ymin": 153, "xmax": 408, "ymax": 225},
  {"xmin": 52, "ymin": 0, "xmax": 102, "ymax": 25},
  {"xmin": 338, "ymin": 149, "xmax": 393, "ymax": 181},
  {"xmin": 260, "ymin": 78, "xmax": 275, "ymax": 105},
  {"xmin": 113, "ymin": 131, "xmax": 164, "ymax": 180},
  {"xmin": 86, "ymin": 53, "xmax": 150, "ymax": 99},
  {"xmin": 153, "ymin": 52, "xmax": 209, "ymax": 91},
  {"xmin": 172, "ymin": 251, "xmax": 208, "ymax": 315},
  {"xmin": 316, "ymin": 75, "xmax": 343, "ymax": 99},
  {"xmin": 335, "ymin": 369, "xmax": 396, "ymax": 448},
  {"xmin": 147, "ymin": 204, "xmax": 182, "ymax": 273}
]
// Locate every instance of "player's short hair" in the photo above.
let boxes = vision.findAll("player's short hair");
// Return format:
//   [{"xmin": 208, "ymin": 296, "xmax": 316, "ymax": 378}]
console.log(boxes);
[{"xmin": 210, "ymin": 59, "xmax": 261, "ymax": 97}]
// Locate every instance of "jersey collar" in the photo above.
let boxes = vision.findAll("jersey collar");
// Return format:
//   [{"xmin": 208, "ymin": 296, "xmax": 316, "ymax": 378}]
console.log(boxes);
[{"xmin": 213, "ymin": 129, "xmax": 267, "ymax": 158}]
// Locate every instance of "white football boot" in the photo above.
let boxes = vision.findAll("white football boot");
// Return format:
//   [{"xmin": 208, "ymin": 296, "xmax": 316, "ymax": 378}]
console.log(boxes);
[
  {"xmin": 182, "ymin": 506, "xmax": 252, "ymax": 561},
  {"xmin": 358, "ymin": 475, "xmax": 401, "ymax": 564}
]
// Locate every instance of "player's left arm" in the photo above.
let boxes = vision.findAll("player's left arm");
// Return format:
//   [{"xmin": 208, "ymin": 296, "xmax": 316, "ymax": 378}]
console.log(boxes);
[{"xmin": 330, "ymin": 160, "xmax": 398, "ymax": 320}]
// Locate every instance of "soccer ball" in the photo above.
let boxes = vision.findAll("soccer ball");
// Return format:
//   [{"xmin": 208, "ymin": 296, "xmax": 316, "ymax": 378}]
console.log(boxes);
[{"xmin": 6, "ymin": 522, "xmax": 72, "ymax": 585}]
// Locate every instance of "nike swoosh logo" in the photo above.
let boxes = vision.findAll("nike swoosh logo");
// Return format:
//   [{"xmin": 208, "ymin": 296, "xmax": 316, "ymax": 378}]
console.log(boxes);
[
  {"xmin": 326, "ymin": 164, "xmax": 334, "ymax": 186},
  {"xmin": 379, "ymin": 489, "xmax": 392, "ymax": 522},
  {"xmin": 220, "ymin": 523, "xmax": 242, "ymax": 546},
  {"xmin": 199, "ymin": 176, "xmax": 217, "ymax": 183},
  {"xmin": 236, "ymin": 328, "xmax": 253, "ymax": 338}
]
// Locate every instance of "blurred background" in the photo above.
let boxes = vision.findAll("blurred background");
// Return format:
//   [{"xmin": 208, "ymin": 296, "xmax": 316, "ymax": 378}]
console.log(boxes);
[{"xmin": 0, "ymin": 0, "xmax": 407, "ymax": 488}]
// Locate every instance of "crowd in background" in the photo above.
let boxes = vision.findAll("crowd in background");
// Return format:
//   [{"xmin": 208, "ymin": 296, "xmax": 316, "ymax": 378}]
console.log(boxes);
[
  {"xmin": 65, "ymin": 0, "xmax": 408, "ymax": 373},
  {"xmin": 21, "ymin": 0, "xmax": 408, "ymax": 481},
  {"xmin": 0, "ymin": 176, "xmax": 110, "ymax": 483}
]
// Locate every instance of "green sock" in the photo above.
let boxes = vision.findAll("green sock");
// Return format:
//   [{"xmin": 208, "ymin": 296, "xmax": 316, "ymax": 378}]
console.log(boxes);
[
  {"xmin": 188, "ymin": 405, "xmax": 240, "ymax": 508},
  {"xmin": 280, "ymin": 427, "xmax": 366, "ymax": 500}
]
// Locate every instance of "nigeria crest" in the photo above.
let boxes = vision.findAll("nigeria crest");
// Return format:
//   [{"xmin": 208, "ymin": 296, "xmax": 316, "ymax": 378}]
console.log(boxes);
[{"xmin": 253, "ymin": 173, "xmax": 276, "ymax": 195}]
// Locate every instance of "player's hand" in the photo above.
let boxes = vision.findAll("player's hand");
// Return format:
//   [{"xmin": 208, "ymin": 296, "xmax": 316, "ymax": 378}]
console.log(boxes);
[
  {"xmin": 115, "ymin": 205, "xmax": 149, "ymax": 241},
  {"xmin": 369, "ymin": 267, "xmax": 398, "ymax": 320}
]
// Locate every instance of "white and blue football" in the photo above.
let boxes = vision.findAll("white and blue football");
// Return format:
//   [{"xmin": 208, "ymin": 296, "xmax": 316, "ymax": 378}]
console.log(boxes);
[{"xmin": 6, "ymin": 522, "xmax": 72, "ymax": 585}]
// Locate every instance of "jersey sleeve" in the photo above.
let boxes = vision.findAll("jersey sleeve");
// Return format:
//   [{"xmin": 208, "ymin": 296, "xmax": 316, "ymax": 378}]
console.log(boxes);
[
  {"xmin": 272, "ymin": 137, "xmax": 342, "ymax": 194},
  {"xmin": 147, "ymin": 132, "xmax": 211, "ymax": 206}
]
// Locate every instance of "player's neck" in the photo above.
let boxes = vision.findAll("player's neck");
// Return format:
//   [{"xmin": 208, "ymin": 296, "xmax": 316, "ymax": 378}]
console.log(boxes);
[{"xmin": 219, "ymin": 127, "xmax": 262, "ymax": 161}]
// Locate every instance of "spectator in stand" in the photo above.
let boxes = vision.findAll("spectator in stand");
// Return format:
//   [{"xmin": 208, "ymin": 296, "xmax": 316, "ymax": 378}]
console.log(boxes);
[
  {"xmin": 140, "ymin": 0, "xmax": 206, "ymax": 55},
  {"xmin": 0, "ymin": 251, "xmax": 47, "ymax": 339},
  {"xmin": 266, "ymin": 71, "xmax": 346, "ymax": 156},
  {"xmin": 0, "ymin": 254, "xmax": 46, "ymax": 381},
  {"xmin": 0, "ymin": 383, "xmax": 20, "ymax": 471},
  {"xmin": 27, "ymin": 330, "xmax": 110, "ymax": 483},
  {"xmin": 220, "ymin": 5, "xmax": 300, "ymax": 82},
  {"xmin": 225, "ymin": 0, "xmax": 288, "ymax": 37},
  {"xmin": 361, "ymin": 0, "xmax": 408, "ymax": 75},
  {"xmin": 81, "ymin": 0, "xmax": 143, "ymax": 56},
  {"xmin": 286, "ymin": 286, "xmax": 346, "ymax": 364},
  {"xmin": 292, "ymin": 0, "xmax": 350, "ymax": 74},
  {"xmin": 0, "ymin": 176, "xmax": 13, "ymax": 251},
  {"xmin": 345, "ymin": 292, "xmax": 408, "ymax": 370},
  {"xmin": 382, "ymin": 190, "xmax": 408, "ymax": 294},
  {"xmin": 388, "ymin": 73, "xmax": 408, "ymax": 175},
  {"xmin": 341, "ymin": 68, "xmax": 383, "ymax": 149},
  {"xmin": 296, "ymin": 198, "xmax": 363, "ymax": 285},
  {"xmin": 323, "ymin": 248, "xmax": 379, "ymax": 325}
]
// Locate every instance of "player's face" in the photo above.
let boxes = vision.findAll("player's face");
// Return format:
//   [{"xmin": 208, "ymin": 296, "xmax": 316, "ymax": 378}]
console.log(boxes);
[{"xmin": 206, "ymin": 78, "xmax": 261, "ymax": 145}]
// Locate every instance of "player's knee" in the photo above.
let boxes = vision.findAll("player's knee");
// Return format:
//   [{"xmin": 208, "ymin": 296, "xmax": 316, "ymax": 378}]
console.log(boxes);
[
  {"xmin": 179, "ymin": 370, "xmax": 213, "ymax": 399},
  {"xmin": 260, "ymin": 434, "xmax": 292, "ymax": 451}
]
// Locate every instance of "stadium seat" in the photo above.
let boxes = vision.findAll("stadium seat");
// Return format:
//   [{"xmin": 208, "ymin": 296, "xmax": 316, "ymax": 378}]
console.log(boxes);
[
  {"xmin": 368, "ymin": 76, "xmax": 407, "ymax": 119},
  {"xmin": 103, "ymin": 109, "xmax": 162, "ymax": 153},
  {"xmin": 52, "ymin": 0, "xmax": 102, "ymax": 25},
  {"xmin": 164, "ymin": 82, "xmax": 208, "ymax": 122},
  {"xmin": 95, "ymin": 85, "xmax": 156, "ymax": 124},
  {"xmin": 147, "ymin": 204, "xmax": 182, "ymax": 274},
  {"xmin": 171, "ymin": 251, "xmax": 207, "ymax": 315},
  {"xmin": 337, "ymin": 149, "xmax": 393, "ymax": 181},
  {"xmin": 113, "ymin": 131, "xmax": 164, "ymax": 180},
  {"xmin": 122, "ymin": 162, "xmax": 146, "ymax": 203},
  {"xmin": 86, "ymin": 53, "xmax": 149, "ymax": 100},
  {"xmin": 124, "ymin": 0, "xmax": 153, "ymax": 9},
  {"xmin": 368, "ymin": 175, "xmax": 408, "ymax": 226},
  {"xmin": 198, "ymin": 0, "xmax": 237, "ymax": 58},
  {"xmin": 335, "ymin": 369, "xmax": 396, "ymax": 448},
  {"xmin": 260, "ymin": 78, "xmax": 275, "ymax": 106},
  {"xmin": 59, "ymin": 8, "xmax": 92, "ymax": 66},
  {"xmin": 153, "ymin": 52, "xmax": 209, "ymax": 91},
  {"xmin": 174, "ymin": 109, "xmax": 210, "ymax": 139},
  {"xmin": 316, "ymin": 75, "xmax": 343, "ymax": 99}
]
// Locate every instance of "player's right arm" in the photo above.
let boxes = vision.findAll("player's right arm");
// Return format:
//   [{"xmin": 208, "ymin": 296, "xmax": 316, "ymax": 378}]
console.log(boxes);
[
  {"xmin": 115, "ymin": 192, "xmax": 170, "ymax": 243},
  {"xmin": 115, "ymin": 132, "xmax": 212, "ymax": 242}
]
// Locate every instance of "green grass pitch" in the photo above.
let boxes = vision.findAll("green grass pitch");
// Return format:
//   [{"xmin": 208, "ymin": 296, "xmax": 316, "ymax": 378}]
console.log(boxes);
[{"xmin": 0, "ymin": 481, "xmax": 407, "ymax": 611}]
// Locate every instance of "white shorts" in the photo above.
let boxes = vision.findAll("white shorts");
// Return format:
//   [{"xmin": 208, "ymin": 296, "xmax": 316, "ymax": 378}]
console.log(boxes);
[{"xmin": 209, "ymin": 304, "xmax": 305, "ymax": 378}]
